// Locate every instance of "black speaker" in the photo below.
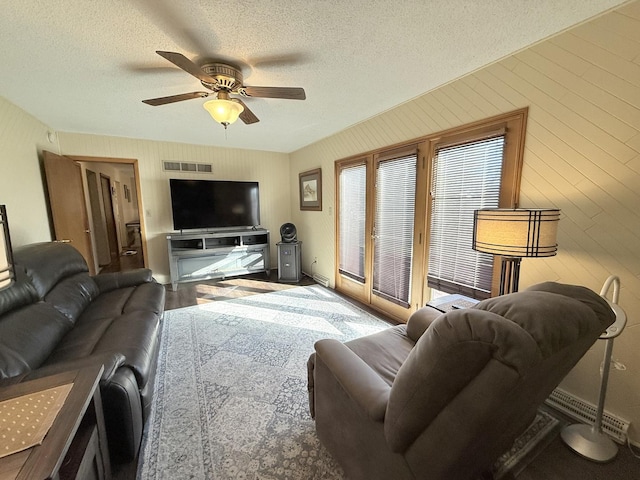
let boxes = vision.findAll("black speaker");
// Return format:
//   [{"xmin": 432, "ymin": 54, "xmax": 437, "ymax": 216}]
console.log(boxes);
[{"xmin": 280, "ymin": 223, "xmax": 297, "ymax": 243}]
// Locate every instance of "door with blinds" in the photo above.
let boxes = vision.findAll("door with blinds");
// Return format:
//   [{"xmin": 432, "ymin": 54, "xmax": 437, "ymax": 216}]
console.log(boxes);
[
  {"xmin": 335, "ymin": 147, "xmax": 423, "ymax": 321},
  {"xmin": 336, "ymin": 158, "xmax": 370, "ymax": 301},
  {"xmin": 336, "ymin": 110, "xmax": 527, "ymax": 319},
  {"xmin": 370, "ymin": 149, "xmax": 419, "ymax": 317}
]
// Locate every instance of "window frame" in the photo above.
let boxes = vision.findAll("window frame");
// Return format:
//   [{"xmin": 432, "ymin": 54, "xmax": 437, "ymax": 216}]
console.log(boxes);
[{"xmin": 423, "ymin": 110, "xmax": 527, "ymax": 300}]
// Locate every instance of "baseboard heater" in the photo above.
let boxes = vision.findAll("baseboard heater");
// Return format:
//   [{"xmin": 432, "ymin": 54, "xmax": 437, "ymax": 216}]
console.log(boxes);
[
  {"xmin": 312, "ymin": 273, "xmax": 330, "ymax": 287},
  {"xmin": 545, "ymin": 387, "xmax": 630, "ymax": 444}
]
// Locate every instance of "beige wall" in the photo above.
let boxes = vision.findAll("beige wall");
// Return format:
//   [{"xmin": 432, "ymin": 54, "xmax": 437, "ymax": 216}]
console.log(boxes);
[
  {"xmin": 290, "ymin": 2, "xmax": 640, "ymax": 439},
  {"xmin": 0, "ymin": 98, "xmax": 291, "ymax": 281},
  {"xmin": 56, "ymin": 133, "xmax": 292, "ymax": 284},
  {"xmin": 0, "ymin": 96, "xmax": 58, "ymax": 245}
]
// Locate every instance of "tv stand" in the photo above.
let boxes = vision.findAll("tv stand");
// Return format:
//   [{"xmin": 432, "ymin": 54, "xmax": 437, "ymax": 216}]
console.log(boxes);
[{"xmin": 167, "ymin": 229, "xmax": 270, "ymax": 291}]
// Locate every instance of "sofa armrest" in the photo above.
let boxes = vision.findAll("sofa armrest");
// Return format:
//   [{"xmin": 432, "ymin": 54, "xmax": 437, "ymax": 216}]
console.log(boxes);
[
  {"xmin": 93, "ymin": 268, "xmax": 154, "ymax": 293},
  {"xmin": 314, "ymin": 339, "xmax": 390, "ymax": 421},
  {"xmin": 406, "ymin": 306, "xmax": 442, "ymax": 342},
  {"xmin": 22, "ymin": 353, "xmax": 126, "ymax": 384}
]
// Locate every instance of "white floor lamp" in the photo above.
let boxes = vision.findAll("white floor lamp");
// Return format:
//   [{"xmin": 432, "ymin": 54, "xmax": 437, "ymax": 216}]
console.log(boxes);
[{"xmin": 560, "ymin": 275, "xmax": 627, "ymax": 462}]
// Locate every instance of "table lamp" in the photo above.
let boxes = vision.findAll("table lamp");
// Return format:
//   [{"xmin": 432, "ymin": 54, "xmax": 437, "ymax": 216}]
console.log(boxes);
[{"xmin": 472, "ymin": 208, "xmax": 560, "ymax": 295}]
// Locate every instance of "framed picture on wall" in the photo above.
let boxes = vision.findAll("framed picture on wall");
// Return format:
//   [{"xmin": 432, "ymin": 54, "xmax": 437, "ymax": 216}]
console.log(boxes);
[{"xmin": 299, "ymin": 168, "xmax": 322, "ymax": 211}]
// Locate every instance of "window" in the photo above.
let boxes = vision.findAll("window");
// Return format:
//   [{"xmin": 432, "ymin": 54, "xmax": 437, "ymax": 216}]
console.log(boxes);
[{"xmin": 427, "ymin": 136, "xmax": 505, "ymax": 299}]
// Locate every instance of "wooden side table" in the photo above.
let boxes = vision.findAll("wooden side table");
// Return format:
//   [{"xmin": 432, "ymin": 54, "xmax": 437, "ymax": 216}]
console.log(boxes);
[{"xmin": 0, "ymin": 365, "xmax": 111, "ymax": 480}]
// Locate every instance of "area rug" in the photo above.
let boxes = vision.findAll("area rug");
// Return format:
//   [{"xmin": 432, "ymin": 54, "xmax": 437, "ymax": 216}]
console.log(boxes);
[
  {"xmin": 137, "ymin": 285, "xmax": 559, "ymax": 479},
  {"xmin": 491, "ymin": 409, "xmax": 561, "ymax": 479},
  {"xmin": 138, "ymin": 285, "xmax": 388, "ymax": 479}
]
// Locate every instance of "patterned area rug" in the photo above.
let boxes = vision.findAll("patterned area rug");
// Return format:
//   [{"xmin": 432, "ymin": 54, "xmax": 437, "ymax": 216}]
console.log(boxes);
[
  {"xmin": 138, "ymin": 285, "xmax": 559, "ymax": 479},
  {"xmin": 138, "ymin": 285, "xmax": 388, "ymax": 479},
  {"xmin": 491, "ymin": 409, "xmax": 560, "ymax": 479}
]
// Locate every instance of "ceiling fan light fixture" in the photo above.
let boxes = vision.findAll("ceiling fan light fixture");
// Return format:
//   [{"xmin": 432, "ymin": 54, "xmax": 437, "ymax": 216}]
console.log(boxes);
[{"xmin": 203, "ymin": 94, "xmax": 244, "ymax": 129}]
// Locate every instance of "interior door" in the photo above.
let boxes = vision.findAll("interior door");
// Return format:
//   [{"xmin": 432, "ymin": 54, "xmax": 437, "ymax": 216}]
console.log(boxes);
[
  {"xmin": 43, "ymin": 151, "xmax": 96, "ymax": 274},
  {"xmin": 100, "ymin": 174, "xmax": 119, "ymax": 263},
  {"xmin": 85, "ymin": 169, "xmax": 110, "ymax": 266}
]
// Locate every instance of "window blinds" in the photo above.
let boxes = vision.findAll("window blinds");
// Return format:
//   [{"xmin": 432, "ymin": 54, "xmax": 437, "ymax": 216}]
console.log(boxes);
[
  {"xmin": 427, "ymin": 136, "xmax": 504, "ymax": 299},
  {"xmin": 372, "ymin": 154, "xmax": 417, "ymax": 306},
  {"xmin": 338, "ymin": 163, "xmax": 367, "ymax": 282}
]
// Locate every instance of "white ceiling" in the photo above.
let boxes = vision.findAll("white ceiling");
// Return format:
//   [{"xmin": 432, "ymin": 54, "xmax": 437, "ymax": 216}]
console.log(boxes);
[{"xmin": 0, "ymin": 0, "xmax": 629, "ymax": 153}]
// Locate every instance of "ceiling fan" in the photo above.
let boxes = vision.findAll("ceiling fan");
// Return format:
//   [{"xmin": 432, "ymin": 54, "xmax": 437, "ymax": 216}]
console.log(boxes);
[{"xmin": 142, "ymin": 51, "xmax": 306, "ymax": 129}]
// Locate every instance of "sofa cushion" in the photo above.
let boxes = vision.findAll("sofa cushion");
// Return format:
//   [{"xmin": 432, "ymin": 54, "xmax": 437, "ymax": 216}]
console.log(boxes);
[
  {"xmin": 474, "ymin": 290, "xmax": 609, "ymax": 358},
  {"xmin": 14, "ymin": 242, "xmax": 89, "ymax": 298},
  {"xmin": 45, "ymin": 310, "xmax": 161, "ymax": 388},
  {"xmin": 44, "ymin": 272, "xmax": 99, "ymax": 323},
  {"xmin": 406, "ymin": 305, "xmax": 442, "ymax": 342},
  {"xmin": 80, "ymin": 283, "xmax": 165, "ymax": 321},
  {"xmin": 525, "ymin": 281, "xmax": 614, "ymax": 325},
  {"xmin": 92, "ymin": 312, "xmax": 161, "ymax": 387},
  {"xmin": 346, "ymin": 325, "xmax": 413, "ymax": 386},
  {"xmin": 0, "ymin": 302, "xmax": 72, "ymax": 379},
  {"xmin": 93, "ymin": 269, "xmax": 154, "ymax": 293}
]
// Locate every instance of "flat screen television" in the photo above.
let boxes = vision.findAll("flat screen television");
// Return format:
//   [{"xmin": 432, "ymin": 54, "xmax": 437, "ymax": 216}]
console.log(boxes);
[{"xmin": 169, "ymin": 179, "xmax": 260, "ymax": 230}]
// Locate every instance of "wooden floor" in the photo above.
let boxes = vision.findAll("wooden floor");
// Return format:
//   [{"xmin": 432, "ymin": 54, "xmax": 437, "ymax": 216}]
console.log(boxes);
[
  {"xmin": 515, "ymin": 433, "xmax": 640, "ymax": 480},
  {"xmin": 115, "ymin": 272, "xmax": 640, "ymax": 479},
  {"xmin": 98, "ymin": 247, "xmax": 144, "ymax": 274},
  {"xmin": 164, "ymin": 270, "xmax": 316, "ymax": 310}
]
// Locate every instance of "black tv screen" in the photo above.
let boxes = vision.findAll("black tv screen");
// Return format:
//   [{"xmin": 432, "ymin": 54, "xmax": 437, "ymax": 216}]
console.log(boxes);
[{"xmin": 170, "ymin": 179, "xmax": 260, "ymax": 230}]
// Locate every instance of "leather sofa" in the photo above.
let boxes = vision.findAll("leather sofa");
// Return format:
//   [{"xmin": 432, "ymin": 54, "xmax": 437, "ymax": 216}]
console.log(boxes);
[
  {"xmin": 0, "ymin": 242, "xmax": 165, "ymax": 463},
  {"xmin": 307, "ymin": 282, "xmax": 615, "ymax": 480}
]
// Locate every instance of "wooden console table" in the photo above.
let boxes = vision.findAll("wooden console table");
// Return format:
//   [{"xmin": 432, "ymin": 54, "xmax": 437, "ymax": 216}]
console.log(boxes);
[{"xmin": 0, "ymin": 365, "xmax": 111, "ymax": 480}]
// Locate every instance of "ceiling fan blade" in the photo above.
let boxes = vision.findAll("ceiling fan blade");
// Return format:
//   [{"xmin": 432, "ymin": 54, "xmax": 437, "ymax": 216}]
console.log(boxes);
[
  {"xmin": 239, "ymin": 86, "xmax": 306, "ymax": 100},
  {"xmin": 142, "ymin": 91, "xmax": 210, "ymax": 106},
  {"xmin": 236, "ymin": 99, "xmax": 260, "ymax": 124},
  {"xmin": 156, "ymin": 51, "xmax": 219, "ymax": 84}
]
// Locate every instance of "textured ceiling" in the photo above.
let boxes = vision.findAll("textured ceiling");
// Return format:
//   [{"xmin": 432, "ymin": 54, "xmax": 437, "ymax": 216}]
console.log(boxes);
[{"xmin": 0, "ymin": 0, "xmax": 629, "ymax": 153}]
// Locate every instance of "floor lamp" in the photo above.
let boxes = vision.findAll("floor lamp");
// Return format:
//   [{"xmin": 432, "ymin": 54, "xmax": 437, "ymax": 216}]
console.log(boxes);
[
  {"xmin": 472, "ymin": 208, "xmax": 560, "ymax": 295},
  {"xmin": 560, "ymin": 275, "xmax": 627, "ymax": 462},
  {"xmin": 0, "ymin": 205, "xmax": 16, "ymax": 291}
]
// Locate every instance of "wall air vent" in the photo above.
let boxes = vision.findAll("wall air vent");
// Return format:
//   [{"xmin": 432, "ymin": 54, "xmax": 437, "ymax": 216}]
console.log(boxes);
[{"xmin": 163, "ymin": 161, "xmax": 213, "ymax": 174}]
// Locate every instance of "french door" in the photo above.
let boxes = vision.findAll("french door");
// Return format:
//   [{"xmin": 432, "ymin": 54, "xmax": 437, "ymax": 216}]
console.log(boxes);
[
  {"xmin": 336, "ymin": 146, "xmax": 426, "ymax": 322},
  {"xmin": 335, "ymin": 110, "xmax": 527, "ymax": 322}
]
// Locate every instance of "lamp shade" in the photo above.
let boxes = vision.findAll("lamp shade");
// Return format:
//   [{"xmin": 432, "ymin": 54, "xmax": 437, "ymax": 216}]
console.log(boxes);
[
  {"xmin": 203, "ymin": 96, "xmax": 244, "ymax": 128},
  {"xmin": 473, "ymin": 208, "xmax": 560, "ymax": 258},
  {"xmin": 0, "ymin": 205, "xmax": 15, "ymax": 290}
]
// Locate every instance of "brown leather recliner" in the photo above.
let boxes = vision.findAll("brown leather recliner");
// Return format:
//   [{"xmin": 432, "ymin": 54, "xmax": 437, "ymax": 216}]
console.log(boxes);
[{"xmin": 307, "ymin": 282, "xmax": 615, "ymax": 480}]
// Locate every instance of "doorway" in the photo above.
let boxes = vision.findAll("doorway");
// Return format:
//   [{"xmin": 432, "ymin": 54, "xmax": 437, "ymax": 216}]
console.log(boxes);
[
  {"xmin": 43, "ymin": 151, "xmax": 147, "ymax": 274},
  {"xmin": 100, "ymin": 174, "xmax": 119, "ymax": 264}
]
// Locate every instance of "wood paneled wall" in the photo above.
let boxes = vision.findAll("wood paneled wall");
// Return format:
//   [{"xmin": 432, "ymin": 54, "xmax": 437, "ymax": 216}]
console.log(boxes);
[{"xmin": 290, "ymin": 1, "xmax": 640, "ymax": 440}]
